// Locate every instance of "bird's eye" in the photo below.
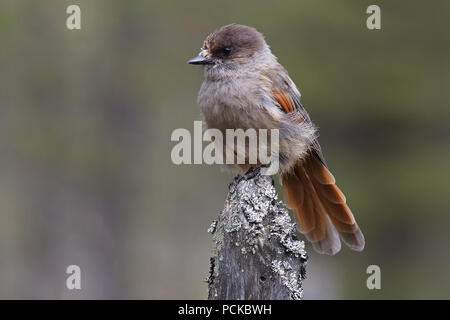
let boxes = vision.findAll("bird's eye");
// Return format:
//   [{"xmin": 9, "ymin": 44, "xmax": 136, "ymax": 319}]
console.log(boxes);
[{"xmin": 222, "ymin": 47, "xmax": 233, "ymax": 56}]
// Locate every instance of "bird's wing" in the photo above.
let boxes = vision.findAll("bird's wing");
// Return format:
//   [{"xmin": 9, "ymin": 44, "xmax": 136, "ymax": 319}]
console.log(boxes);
[
  {"xmin": 270, "ymin": 71, "xmax": 364, "ymax": 255},
  {"xmin": 268, "ymin": 66, "xmax": 327, "ymax": 166}
]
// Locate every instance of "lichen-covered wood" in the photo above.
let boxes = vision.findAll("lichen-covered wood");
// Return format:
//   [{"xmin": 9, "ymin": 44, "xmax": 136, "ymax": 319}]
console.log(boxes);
[{"xmin": 206, "ymin": 174, "xmax": 307, "ymax": 300}]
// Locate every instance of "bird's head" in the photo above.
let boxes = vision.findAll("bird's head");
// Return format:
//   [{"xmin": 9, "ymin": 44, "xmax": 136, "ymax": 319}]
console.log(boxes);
[{"xmin": 188, "ymin": 24, "xmax": 270, "ymax": 79}]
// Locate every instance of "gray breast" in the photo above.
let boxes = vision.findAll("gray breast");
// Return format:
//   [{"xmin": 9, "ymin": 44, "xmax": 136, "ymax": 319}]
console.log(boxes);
[{"xmin": 198, "ymin": 77, "xmax": 274, "ymax": 133}]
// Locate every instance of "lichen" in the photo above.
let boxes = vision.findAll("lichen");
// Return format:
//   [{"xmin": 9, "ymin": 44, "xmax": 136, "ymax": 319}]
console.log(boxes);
[
  {"xmin": 223, "ymin": 175, "xmax": 307, "ymax": 260},
  {"xmin": 271, "ymin": 260, "xmax": 303, "ymax": 300},
  {"xmin": 208, "ymin": 220, "xmax": 217, "ymax": 234},
  {"xmin": 208, "ymin": 173, "xmax": 308, "ymax": 300}
]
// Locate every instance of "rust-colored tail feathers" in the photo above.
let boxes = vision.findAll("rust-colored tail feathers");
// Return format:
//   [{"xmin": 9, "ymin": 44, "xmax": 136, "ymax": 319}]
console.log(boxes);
[{"xmin": 282, "ymin": 155, "xmax": 365, "ymax": 255}]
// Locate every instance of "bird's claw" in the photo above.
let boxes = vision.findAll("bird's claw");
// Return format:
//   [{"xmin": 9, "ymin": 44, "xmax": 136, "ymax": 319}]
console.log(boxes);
[
  {"xmin": 228, "ymin": 174, "xmax": 243, "ymax": 190},
  {"xmin": 242, "ymin": 167, "xmax": 261, "ymax": 180},
  {"xmin": 228, "ymin": 167, "xmax": 265, "ymax": 191}
]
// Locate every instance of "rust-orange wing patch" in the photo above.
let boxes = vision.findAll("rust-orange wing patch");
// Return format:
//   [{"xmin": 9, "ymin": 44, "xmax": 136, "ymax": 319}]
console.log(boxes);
[{"xmin": 273, "ymin": 90, "xmax": 295, "ymax": 113}]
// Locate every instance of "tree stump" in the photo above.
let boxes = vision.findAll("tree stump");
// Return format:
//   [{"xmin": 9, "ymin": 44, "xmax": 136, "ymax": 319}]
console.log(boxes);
[{"xmin": 206, "ymin": 173, "xmax": 308, "ymax": 300}]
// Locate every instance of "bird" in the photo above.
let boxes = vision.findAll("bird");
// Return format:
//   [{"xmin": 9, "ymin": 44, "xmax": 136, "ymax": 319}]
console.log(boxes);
[{"xmin": 188, "ymin": 24, "xmax": 364, "ymax": 255}]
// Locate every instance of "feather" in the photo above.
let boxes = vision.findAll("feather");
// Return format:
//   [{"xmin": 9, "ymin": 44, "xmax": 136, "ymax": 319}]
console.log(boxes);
[
  {"xmin": 272, "ymin": 83, "xmax": 365, "ymax": 254},
  {"xmin": 273, "ymin": 90, "xmax": 295, "ymax": 113}
]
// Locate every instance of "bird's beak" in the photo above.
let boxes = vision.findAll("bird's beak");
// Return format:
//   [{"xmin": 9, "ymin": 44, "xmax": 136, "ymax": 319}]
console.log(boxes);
[{"xmin": 187, "ymin": 55, "xmax": 213, "ymax": 65}]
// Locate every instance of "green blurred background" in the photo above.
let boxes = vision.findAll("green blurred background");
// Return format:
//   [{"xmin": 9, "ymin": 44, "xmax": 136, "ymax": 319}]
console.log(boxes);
[{"xmin": 0, "ymin": 0, "xmax": 449, "ymax": 299}]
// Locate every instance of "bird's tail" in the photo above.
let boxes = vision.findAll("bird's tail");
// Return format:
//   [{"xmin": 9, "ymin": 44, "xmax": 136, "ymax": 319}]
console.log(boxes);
[{"xmin": 282, "ymin": 155, "xmax": 365, "ymax": 255}]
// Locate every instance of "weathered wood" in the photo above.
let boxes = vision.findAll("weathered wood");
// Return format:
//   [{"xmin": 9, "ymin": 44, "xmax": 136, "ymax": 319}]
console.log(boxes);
[{"xmin": 207, "ymin": 173, "xmax": 307, "ymax": 300}]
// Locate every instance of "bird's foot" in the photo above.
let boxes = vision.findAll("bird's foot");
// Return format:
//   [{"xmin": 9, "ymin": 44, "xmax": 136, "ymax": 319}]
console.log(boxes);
[
  {"xmin": 228, "ymin": 167, "xmax": 262, "ymax": 191},
  {"xmin": 242, "ymin": 166, "xmax": 261, "ymax": 181},
  {"xmin": 228, "ymin": 174, "xmax": 243, "ymax": 191}
]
